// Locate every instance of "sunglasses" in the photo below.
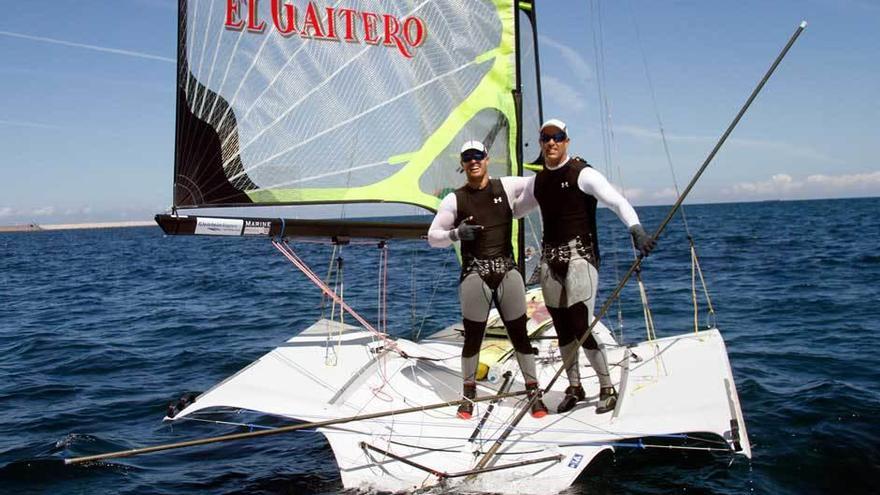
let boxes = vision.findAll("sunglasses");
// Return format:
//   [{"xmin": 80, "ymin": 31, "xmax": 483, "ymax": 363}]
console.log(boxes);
[
  {"xmin": 460, "ymin": 150, "xmax": 487, "ymax": 162},
  {"xmin": 539, "ymin": 131, "xmax": 567, "ymax": 143}
]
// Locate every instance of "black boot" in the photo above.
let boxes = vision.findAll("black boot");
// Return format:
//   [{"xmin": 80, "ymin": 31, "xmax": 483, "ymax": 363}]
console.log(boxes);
[
  {"xmin": 596, "ymin": 386, "xmax": 618, "ymax": 414},
  {"xmin": 457, "ymin": 383, "xmax": 477, "ymax": 419},
  {"xmin": 556, "ymin": 384, "xmax": 586, "ymax": 414},
  {"xmin": 526, "ymin": 382, "xmax": 548, "ymax": 418}
]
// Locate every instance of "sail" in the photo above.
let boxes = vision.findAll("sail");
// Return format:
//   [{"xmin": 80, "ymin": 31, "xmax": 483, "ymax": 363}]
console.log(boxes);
[{"xmin": 174, "ymin": 0, "xmax": 523, "ymax": 214}]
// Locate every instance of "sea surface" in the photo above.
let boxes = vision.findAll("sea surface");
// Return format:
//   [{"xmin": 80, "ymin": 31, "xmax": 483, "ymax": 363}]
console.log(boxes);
[{"xmin": 1, "ymin": 197, "xmax": 878, "ymax": 495}]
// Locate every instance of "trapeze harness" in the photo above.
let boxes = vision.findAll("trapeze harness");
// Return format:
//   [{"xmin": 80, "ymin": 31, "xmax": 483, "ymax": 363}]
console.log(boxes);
[
  {"xmin": 533, "ymin": 158, "xmax": 612, "ymax": 389},
  {"xmin": 454, "ymin": 179, "xmax": 535, "ymax": 382},
  {"xmin": 534, "ymin": 158, "xmax": 600, "ymax": 278}
]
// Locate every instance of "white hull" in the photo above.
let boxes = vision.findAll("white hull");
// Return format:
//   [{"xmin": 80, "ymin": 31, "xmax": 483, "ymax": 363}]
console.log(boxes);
[{"xmin": 173, "ymin": 318, "xmax": 750, "ymax": 493}]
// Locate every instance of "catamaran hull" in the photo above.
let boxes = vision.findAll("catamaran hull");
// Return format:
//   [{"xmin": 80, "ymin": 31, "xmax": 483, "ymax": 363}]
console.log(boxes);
[{"xmin": 172, "ymin": 319, "xmax": 750, "ymax": 493}]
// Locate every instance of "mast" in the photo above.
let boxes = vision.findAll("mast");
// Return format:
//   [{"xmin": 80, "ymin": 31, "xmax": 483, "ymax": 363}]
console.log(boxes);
[{"xmin": 514, "ymin": 1, "xmax": 524, "ymax": 274}]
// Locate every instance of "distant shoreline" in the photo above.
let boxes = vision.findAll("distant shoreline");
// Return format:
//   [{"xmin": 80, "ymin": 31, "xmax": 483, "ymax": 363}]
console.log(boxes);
[
  {"xmin": 1, "ymin": 196, "xmax": 877, "ymax": 233},
  {"xmin": 0, "ymin": 221, "xmax": 156, "ymax": 233}
]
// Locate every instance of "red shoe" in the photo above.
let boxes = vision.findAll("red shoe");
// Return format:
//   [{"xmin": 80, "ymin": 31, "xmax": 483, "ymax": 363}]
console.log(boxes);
[
  {"xmin": 526, "ymin": 382, "xmax": 548, "ymax": 418},
  {"xmin": 457, "ymin": 383, "xmax": 476, "ymax": 420}
]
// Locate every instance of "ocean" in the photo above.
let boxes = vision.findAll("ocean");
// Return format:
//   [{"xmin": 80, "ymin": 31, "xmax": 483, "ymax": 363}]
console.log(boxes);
[{"xmin": 1, "ymin": 197, "xmax": 878, "ymax": 494}]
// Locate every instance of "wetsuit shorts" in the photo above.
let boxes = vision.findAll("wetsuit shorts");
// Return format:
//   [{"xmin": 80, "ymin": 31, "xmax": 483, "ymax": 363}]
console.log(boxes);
[
  {"xmin": 540, "ymin": 237, "xmax": 599, "ymax": 311},
  {"xmin": 459, "ymin": 269, "xmax": 527, "ymax": 323}
]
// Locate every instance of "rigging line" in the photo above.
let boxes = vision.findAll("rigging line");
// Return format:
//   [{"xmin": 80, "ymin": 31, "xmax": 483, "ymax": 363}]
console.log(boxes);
[
  {"xmin": 272, "ymin": 240, "xmax": 397, "ymax": 353},
  {"xmin": 590, "ymin": 0, "xmax": 626, "ymax": 338},
  {"xmin": 472, "ymin": 21, "xmax": 808, "ymax": 471},
  {"xmin": 221, "ymin": 0, "xmax": 436, "ymax": 164},
  {"xmin": 560, "ymin": 440, "xmax": 733, "ymax": 453},
  {"xmin": 691, "ymin": 246, "xmax": 699, "ymax": 333},
  {"xmin": 319, "ymin": 244, "xmax": 339, "ymax": 319},
  {"xmin": 64, "ymin": 390, "xmax": 529, "ymax": 466},
  {"xmin": 624, "ymin": 0, "xmax": 720, "ymax": 331},
  {"xmin": 410, "ymin": 244, "xmax": 417, "ymax": 339},
  {"xmin": 180, "ymin": 409, "xmax": 704, "ymax": 443},
  {"xmin": 692, "ymin": 245, "xmax": 716, "ymax": 326},
  {"xmin": 174, "ymin": 420, "xmax": 723, "ymax": 456},
  {"xmin": 626, "ymin": 0, "xmax": 692, "ymax": 236},
  {"xmin": 383, "ymin": 245, "xmax": 389, "ymax": 334},
  {"xmin": 227, "ymin": 55, "xmax": 480, "ymax": 180},
  {"xmin": 414, "ymin": 256, "xmax": 450, "ymax": 341}
]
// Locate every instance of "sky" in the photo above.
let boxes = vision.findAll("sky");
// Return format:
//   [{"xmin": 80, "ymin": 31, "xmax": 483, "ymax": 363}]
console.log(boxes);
[{"xmin": 1, "ymin": 0, "xmax": 878, "ymax": 225}]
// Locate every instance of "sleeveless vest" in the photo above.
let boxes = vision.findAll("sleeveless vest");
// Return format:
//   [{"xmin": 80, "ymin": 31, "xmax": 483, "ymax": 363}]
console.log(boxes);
[
  {"xmin": 533, "ymin": 158, "xmax": 600, "ymax": 264},
  {"xmin": 454, "ymin": 178, "xmax": 514, "ymax": 266}
]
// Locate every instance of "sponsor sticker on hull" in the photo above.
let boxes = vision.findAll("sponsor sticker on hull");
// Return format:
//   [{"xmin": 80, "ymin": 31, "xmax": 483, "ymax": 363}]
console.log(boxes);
[
  {"xmin": 195, "ymin": 217, "xmax": 244, "ymax": 236},
  {"xmin": 244, "ymin": 220, "xmax": 272, "ymax": 236}
]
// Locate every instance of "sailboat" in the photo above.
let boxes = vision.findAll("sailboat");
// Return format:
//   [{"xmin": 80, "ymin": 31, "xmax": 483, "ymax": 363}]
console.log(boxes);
[{"xmin": 103, "ymin": 1, "xmax": 804, "ymax": 493}]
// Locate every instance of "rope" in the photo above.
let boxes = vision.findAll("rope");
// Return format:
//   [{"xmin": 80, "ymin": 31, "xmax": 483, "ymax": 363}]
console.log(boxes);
[
  {"xmin": 692, "ymin": 241, "xmax": 717, "ymax": 329},
  {"xmin": 271, "ymin": 239, "xmax": 404, "ymax": 357},
  {"xmin": 413, "ymin": 256, "xmax": 451, "ymax": 341}
]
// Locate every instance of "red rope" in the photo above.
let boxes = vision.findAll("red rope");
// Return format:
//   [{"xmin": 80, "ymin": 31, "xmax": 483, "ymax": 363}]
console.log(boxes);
[{"xmin": 271, "ymin": 240, "xmax": 402, "ymax": 355}]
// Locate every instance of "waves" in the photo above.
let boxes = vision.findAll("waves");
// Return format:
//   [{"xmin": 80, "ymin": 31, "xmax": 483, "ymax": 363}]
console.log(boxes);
[{"xmin": 1, "ymin": 198, "xmax": 879, "ymax": 493}]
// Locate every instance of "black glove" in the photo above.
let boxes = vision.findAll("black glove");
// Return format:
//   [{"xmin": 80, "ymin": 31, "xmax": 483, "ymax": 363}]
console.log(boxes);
[
  {"xmin": 629, "ymin": 224, "xmax": 656, "ymax": 257},
  {"xmin": 453, "ymin": 217, "xmax": 483, "ymax": 241}
]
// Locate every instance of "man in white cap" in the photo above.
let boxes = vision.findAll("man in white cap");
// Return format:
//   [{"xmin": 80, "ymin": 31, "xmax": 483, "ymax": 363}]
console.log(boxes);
[
  {"xmin": 428, "ymin": 140, "xmax": 548, "ymax": 420},
  {"xmin": 514, "ymin": 119, "xmax": 655, "ymax": 414}
]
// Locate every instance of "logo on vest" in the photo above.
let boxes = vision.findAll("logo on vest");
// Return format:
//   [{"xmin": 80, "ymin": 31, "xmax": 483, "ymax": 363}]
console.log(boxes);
[
  {"xmin": 561, "ymin": 181, "xmax": 570, "ymax": 189},
  {"xmin": 493, "ymin": 197, "xmax": 503, "ymax": 204}
]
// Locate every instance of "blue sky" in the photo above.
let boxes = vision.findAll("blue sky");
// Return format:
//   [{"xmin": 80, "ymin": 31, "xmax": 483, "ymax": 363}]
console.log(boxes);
[{"xmin": 1, "ymin": 0, "xmax": 878, "ymax": 225}]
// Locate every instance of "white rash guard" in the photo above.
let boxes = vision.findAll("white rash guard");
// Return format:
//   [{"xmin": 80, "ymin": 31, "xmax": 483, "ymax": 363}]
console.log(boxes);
[
  {"xmin": 513, "ymin": 156, "xmax": 640, "ymax": 228},
  {"xmin": 427, "ymin": 176, "xmax": 530, "ymax": 248}
]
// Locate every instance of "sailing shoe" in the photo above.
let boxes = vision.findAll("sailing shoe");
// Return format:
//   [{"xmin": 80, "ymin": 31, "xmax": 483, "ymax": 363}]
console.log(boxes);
[
  {"xmin": 526, "ymin": 382, "xmax": 548, "ymax": 418},
  {"xmin": 457, "ymin": 383, "xmax": 477, "ymax": 420},
  {"xmin": 596, "ymin": 386, "xmax": 618, "ymax": 414},
  {"xmin": 556, "ymin": 385, "xmax": 586, "ymax": 414}
]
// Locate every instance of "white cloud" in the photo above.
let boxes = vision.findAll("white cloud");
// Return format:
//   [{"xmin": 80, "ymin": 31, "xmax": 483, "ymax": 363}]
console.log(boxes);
[
  {"xmin": 614, "ymin": 124, "xmax": 833, "ymax": 162},
  {"xmin": 720, "ymin": 171, "xmax": 880, "ymax": 200},
  {"xmin": 619, "ymin": 186, "xmax": 644, "ymax": 201},
  {"xmin": 651, "ymin": 187, "xmax": 679, "ymax": 201},
  {"xmin": 541, "ymin": 76, "xmax": 586, "ymax": 111},
  {"xmin": 0, "ymin": 207, "xmax": 12, "ymax": 217},
  {"xmin": 32, "ymin": 206, "xmax": 55, "ymax": 216},
  {"xmin": 63, "ymin": 206, "xmax": 93, "ymax": 216},
  {"xmin": 805, "ymin": 171, "xmax": 880, "ymax": 188},
  {"xmin": 538, "ymin": 35, "xmax": 593, "ymax": 83}
]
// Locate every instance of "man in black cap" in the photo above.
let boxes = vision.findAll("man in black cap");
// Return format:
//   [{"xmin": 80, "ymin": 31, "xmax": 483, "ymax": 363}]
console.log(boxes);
[
  {"xmin": 429, "ymin": 140, "xmax": 548, "ymax": 420},
  {"xmin": 514, "ymin": 119, "xmax": 655, "ymax": 414}
]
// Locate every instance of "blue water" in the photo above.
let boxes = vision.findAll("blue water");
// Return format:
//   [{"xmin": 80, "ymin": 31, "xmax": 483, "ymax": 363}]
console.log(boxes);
[{"xmin": 1, "ymin": 197, "xmax": 878, "ymax": 494}]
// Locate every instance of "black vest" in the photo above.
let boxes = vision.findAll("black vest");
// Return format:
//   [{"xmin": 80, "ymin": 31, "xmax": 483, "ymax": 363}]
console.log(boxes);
[
  {"xmin": 533, "ymin": 158, "xmax": 600, "ymax": 263},
  {"xmin": 453, "ymin": 178, "xmax": 514, "ymax": 265}
]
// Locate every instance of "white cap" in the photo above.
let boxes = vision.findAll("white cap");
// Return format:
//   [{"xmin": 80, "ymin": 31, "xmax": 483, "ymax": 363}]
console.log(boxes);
[
  {"xmin": 460, "ymin": 140, "xmax": 487, "ymax": 153},
  {"xmin": 540, "ymin": 118, "xmax": 567, "ymax": 133}
]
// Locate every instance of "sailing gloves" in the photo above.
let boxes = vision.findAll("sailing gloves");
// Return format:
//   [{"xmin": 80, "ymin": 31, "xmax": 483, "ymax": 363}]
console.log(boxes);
[
  {"xmin": 451, "ymin": 217, "xmax": 483, "ymax": 241},
  {"xmin": 629, "ymin": 224, "xmax": 656, "ymax": 257}
]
